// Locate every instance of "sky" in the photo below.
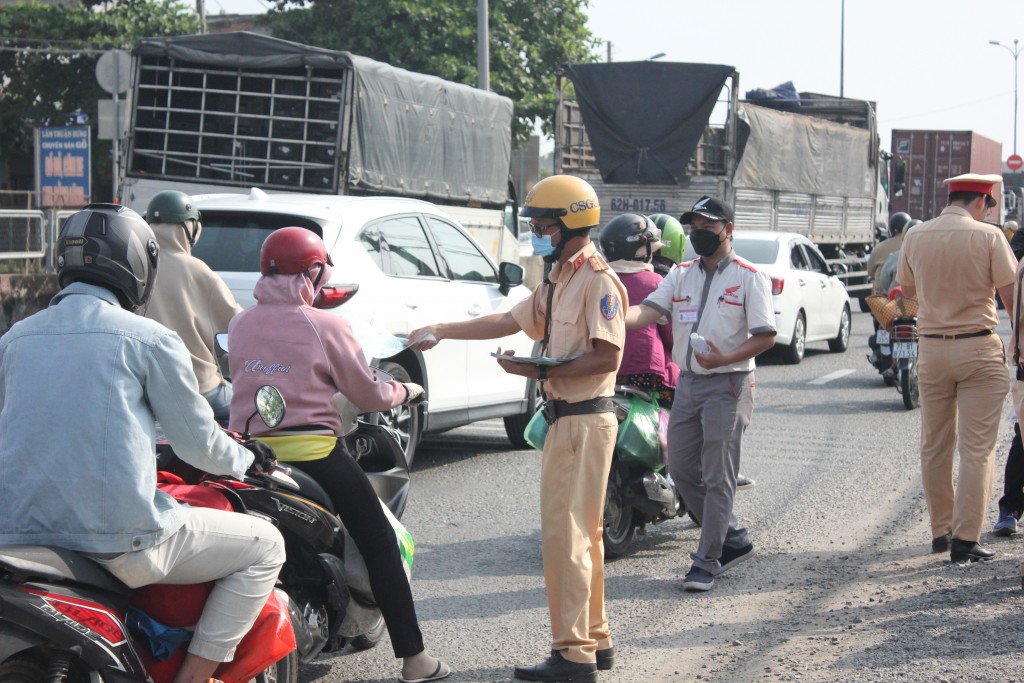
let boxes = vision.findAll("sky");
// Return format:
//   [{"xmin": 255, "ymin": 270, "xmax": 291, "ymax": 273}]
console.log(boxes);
[{"xmin": 208, "ymin": 0, "xmax": 1024, "ymax": 164}]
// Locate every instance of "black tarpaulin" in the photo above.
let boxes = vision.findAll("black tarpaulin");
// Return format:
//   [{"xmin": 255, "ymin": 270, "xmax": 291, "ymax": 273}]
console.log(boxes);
[{"xmin": 565, "ymin": 62, "xmax": 734, "ymax": 185}]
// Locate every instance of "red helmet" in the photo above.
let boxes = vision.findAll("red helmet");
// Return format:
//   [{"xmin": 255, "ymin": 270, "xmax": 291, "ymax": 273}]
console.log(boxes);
[{"xmin": 260, "ymin": 227, "xmax": 333, "ymax": 276}]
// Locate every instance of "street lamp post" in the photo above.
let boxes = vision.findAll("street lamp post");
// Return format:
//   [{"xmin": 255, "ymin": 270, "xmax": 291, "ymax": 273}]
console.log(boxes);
[{"xmin": 990, "ymin": 38, "xmax": 1021, "ymax": 155}]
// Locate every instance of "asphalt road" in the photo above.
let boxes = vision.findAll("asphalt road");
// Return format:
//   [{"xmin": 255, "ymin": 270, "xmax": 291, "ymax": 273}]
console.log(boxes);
[{"xmin": 299, "ymin": 308, "xmax": 1024, "ymax": 683}]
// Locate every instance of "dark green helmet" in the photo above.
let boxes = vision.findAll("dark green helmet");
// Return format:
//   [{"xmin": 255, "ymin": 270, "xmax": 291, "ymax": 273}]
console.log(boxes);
[{"xmin": 146, "ymin": 190, "xmax": 200, "ymax": 225}]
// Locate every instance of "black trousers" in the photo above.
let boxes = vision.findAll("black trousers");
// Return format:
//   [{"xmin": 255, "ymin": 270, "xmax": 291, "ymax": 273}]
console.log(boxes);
[
  {"xmin": 292, "ymin": 443, "xmax": 424, "ymax": 658},
  {"xmin": 998, "ymin": 422, "xmax": 1024, "ymax": 519}
]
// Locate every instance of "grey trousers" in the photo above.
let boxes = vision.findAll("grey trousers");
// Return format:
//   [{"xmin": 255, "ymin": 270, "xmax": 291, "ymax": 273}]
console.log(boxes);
[
  {"xmin": 667, "ymin": 370, "xmax": 754, "ymax": 574},
  {"xmin": 93, "ymin": 507, "xmax": 285, "ymax": 661}
]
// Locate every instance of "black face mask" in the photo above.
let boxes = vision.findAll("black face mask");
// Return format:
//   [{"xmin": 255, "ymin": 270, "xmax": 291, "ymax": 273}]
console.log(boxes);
[{"xmin": 690, "ymin": 228, "xmax": 723, "ymax": 257}]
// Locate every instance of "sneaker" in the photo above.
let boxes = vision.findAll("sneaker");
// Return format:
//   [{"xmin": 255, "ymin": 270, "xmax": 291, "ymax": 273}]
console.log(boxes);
[
  {"xmin": 994, "ymin": 511, "xmax": 1018, "ymax": 537},
  {"xmin": 719, "ymin": 542, "xmax": 755, "ymax": 573},
  {"xmin": 682, "ymin": 566, "xmax": 714, "ymax": 592},
  {"xmin": 736, "ymin": 473, "xmax": 756, "ymax": 490}
]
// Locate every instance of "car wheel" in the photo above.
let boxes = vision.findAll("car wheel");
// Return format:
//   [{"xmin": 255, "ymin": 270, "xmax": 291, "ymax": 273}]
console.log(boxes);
[
  {"xmin": 503, "ymin": 379, "xmax": 541, "ymax": 449},
  {"xmin": 781, "ymin": 311, "xmax": 806, "ymax": 364},
  {"xmin": 828, "ymin": 304, "xmax": 852, "ymax": 352},
  {"xmin": 378, "ymin": 361, "xmax": 421, "ymax": 468}
]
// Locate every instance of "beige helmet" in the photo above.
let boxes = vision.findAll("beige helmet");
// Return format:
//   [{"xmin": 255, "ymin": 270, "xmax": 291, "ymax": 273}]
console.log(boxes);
[{"xmin": 521, "ymin": 175, "xmax": 600, "ymax": 231}]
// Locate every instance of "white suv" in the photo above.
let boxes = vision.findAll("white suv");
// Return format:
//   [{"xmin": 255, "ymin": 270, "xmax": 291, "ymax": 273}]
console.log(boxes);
[{"xmin": 190, "ymin": 189, "xmax": 538, "ymax": 464}]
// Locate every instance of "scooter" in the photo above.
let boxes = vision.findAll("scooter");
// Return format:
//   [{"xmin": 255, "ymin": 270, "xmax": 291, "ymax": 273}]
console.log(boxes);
[
  {"xmin": 0, "ymin": 387, "xmax": 303, "ymax": 683},
  {"xmin": 603, "ymin": 385, "xmax": 684, "ymax": 558},
  {"xmin": 890, "ymin": 315, "xmax": 920, "ymax": 410}
]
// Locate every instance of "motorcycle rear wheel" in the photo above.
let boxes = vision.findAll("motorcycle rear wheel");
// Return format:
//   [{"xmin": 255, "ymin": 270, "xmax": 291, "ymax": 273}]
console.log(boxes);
[
  {"xmin": 0, "ymin": 657, "xmax": 49, "ymax": 683},
  {"xmin": 603, "ymin": 462, "xmax": 637, "ymax": 558},
  {"xmin": 900, "ymin": 362, "xmax": 920, "ymax": 410},
  {"xmin": 349, "ymin": 615, "xmax": 386, "ymax": 651}
]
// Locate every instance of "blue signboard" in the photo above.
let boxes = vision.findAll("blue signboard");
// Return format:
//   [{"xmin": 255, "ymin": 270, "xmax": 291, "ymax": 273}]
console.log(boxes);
[{"xmin": 35, "ymin": 126, "xmax": 90, "ymax": 208}]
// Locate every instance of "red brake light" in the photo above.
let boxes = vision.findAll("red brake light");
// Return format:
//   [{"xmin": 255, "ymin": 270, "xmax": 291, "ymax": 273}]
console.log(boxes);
[
  {"xmin": 315, "ymin": 284, "xmax": 359, "ymax": 309},
  {"xmin": 770, "ymin": 277, "xmax": 784, "ymax": 295}
]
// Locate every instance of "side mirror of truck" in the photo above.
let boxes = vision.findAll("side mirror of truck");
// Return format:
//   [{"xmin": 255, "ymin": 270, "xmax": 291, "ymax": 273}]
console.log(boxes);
[
  {"xmin": 892, "ymin": 158, "xmax": 907, "ymax": 198},
  {"xmin": 498, "ymin": 261, "xmax": 525, "ymax": 296}
]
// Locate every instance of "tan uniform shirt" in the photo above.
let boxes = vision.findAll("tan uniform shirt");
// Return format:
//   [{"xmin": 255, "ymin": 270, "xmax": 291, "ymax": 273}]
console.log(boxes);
[
  {"xmin": 511, "ymin": 242, "xmax": 627, "ymax": 402},
  {"xmin": 897, "ymin": 205, "xmax": 1017, "ymax": 336},
  {"xmin": 867, "ymin": 232, "xmax": 904, "ymax": 294}
]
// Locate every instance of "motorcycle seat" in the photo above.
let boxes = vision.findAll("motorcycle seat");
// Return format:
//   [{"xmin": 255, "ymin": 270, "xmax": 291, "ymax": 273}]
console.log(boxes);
[{"xmin": 0, "ymin": 545, "xmax": 129, "ymax": 594}]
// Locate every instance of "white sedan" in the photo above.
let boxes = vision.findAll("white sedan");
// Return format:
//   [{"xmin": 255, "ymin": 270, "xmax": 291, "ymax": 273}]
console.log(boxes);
[
  {"xmin": 189, "ymin": 189, "xmax": 538, "ymax": 464},
  {"xmin": 682, "ymin": 231, "xmax": 852, "ymax": 364}
]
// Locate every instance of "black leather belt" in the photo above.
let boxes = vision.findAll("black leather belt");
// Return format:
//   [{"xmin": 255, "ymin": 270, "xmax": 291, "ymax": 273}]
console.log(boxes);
[
  {"xmin": 920, "ymin": 329, "xmax": 992, "ymax": 340},
  {"xmin": 542, "ymin": 397, "xmax": 616, "ymax": 424}
]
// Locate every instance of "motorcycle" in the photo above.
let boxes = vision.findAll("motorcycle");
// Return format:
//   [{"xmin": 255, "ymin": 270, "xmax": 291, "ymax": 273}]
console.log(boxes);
[
  {"xmin": 866, "ymin": 319, "xmax": 898, "ymax": 387},
  {"xmin": 0, "ymin": 387, "xmax": 303, "ymax": 683},
  {"xmin": 890, "ymin": 315, "xmax": 920, "ymax": 410},
  {"xmin": 603, "ymin": 385, "xmax": 685, "ymax": 558}
]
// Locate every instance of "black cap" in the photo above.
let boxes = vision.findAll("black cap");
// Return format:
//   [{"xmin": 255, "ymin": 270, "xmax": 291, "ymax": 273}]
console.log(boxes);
[{"xmin": 681, "ymin": 195, "xmax": 734, "ymax": 225}]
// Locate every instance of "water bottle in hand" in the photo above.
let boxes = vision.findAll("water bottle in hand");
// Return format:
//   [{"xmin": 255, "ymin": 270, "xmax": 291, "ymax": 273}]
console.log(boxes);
[{"xmin": 690, "ymin": 332, "xmax": 711, "ymax": 354}]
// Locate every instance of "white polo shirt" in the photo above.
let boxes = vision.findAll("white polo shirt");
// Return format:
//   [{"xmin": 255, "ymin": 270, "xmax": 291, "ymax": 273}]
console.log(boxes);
[{"xmin": 642, "ymin": 251, "xmax": 776, "ymax": 375}]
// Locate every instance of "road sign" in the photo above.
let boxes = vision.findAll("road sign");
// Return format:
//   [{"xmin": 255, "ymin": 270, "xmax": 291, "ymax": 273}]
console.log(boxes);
[
  {"xmin": 1008, "ymin": 154, "xmax": 1024, "ymax": 171},
  {"xmin": 95, "ymin": 49, "xmax": 130, "ymax": 94},
  {"xmin": 35, "ymin": 126, "xmax": 90, "ymax": 208}
]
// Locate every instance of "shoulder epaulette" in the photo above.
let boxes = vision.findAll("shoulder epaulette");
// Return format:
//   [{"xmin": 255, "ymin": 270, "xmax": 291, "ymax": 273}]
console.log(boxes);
[{"xmin": 589, "ymin": 253, "xmax": 609, "ymax": 272}]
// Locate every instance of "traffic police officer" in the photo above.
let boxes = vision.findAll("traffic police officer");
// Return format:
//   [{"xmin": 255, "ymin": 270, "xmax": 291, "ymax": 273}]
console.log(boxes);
[
  {"xmin": 408, "ymin": 175, "xmax": 627, "ymax": 683},
  {"xmin": 897, "ymin": 173, "xmax": 1017, "ymax": 563}
]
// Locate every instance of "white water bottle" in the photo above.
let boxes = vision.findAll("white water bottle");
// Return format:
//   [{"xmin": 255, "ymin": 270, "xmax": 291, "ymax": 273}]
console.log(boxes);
[{"xmin": 690, "ymin": 332, "xmax": 711, "ymax": 354}]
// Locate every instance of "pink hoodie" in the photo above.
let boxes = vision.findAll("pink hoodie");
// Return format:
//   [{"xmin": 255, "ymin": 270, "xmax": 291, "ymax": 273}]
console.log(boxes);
[{"xmin": 227, "ymin": 273, "xmax": 405, "ymax": 436}]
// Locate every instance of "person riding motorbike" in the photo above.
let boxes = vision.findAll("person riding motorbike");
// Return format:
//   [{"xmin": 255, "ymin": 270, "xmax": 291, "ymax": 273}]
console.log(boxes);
[
  {"xmin": 867, "ymin": 212, "xmax": 912, "ymax": 295},
  {"xmin": 226, "ymin": 227, "xmax": 450, "ymax": 683},
  {"xmin": 140, "ymin": 190, "xmax": 242, "ymax": 423},
  {"xmin": 600, "ymin": 213, "xmax": 678, "ymax": 404},
  {"xmin": 877, "ymin": 218, "xmax": 922, "ymax": 296},
  {"xmin": 0, "ymin": 204, "xmax": 286, "ymax": 683},
  {"xmin": 649, "ymin": 213, "xmax": 687, "ymax": 277}
]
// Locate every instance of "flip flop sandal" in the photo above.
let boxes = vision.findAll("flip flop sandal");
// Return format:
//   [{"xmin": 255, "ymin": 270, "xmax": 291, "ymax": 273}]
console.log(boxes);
[{"xmin": 398, "ymin": 660, "xmax": 450, "ymax": 683}]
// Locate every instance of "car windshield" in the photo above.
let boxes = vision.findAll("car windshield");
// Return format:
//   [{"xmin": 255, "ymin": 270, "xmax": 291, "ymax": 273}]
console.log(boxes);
[
  {"xmin": 192, "ymin": 212, "xmax": 324, "ymax": 272},
  {"xmin": 680, "ymin": 235, "xmax": 779, "ymax": 264}
]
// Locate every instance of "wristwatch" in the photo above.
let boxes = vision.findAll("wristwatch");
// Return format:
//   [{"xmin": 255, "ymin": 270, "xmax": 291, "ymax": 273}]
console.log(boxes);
[{"xmin": 538, "ymin": 366, "xmax": 548, "ymax": 381}]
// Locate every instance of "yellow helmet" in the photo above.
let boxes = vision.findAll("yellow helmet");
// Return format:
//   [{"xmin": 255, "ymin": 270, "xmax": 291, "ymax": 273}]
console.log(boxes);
[{"xmin": 521, "ymin": 175, "xmax": 600, "ymax": 231}]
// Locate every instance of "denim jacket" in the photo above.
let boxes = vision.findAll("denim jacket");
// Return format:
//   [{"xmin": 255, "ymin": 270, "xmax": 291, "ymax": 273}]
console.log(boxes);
[{"xmin": 0, "ymin": 283, "xmax": 253, "ymax": 553}]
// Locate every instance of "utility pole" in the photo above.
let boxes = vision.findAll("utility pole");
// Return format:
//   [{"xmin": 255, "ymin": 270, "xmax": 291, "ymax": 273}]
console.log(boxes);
[
  {"xmin": 989, "ymin": 39, "xmax": 1021, "ymax": 155},
  {"xmin": 840, "ymin": 0, "xmax": 845, "ymax": 98},
  {"xmin": 477, "ymin": 0, "xmax": 489, "ymax": 90},
  {"xmin": 197, "ymin": 0, "xmax": 206, "ymax": 34}
]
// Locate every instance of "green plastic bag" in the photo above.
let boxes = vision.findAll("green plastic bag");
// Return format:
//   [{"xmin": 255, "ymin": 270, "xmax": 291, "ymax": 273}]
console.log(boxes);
[
  {"xmin": 615, "ymin": 394, "xmax": 663, "ymax": 470},
  {"xmin": 523, "ymin": 406, "xmax": 550, "ymax": 450}
]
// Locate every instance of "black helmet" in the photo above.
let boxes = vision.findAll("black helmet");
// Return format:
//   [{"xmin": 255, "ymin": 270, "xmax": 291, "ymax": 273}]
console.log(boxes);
[
  {"xmin": 888, "ymin": 212, "xmax": 912, "ymax": 238},
  {"xmin": 599, "ymin": 213, "xmax": 661, "ymax": 262},
  {"xmin": 905, "ymin": 218, "xmax": 923, "ymax": 232},
  {"xmin": 57, "ymin": 203, "xmax": 159, "ymax": 310}
]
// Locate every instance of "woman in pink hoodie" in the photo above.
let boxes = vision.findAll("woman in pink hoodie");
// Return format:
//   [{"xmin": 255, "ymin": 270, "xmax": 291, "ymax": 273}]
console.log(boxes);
[{"xmin": 228, "ymin": 227, "xmax": 449, "ymax": 683}]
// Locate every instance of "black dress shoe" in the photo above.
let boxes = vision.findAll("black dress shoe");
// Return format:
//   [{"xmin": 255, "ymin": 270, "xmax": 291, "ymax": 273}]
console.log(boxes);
[
  {"xmin": 950, "ymin": 539, "xmax": 995, "ymax": 563},
  {"xmin": 931, "ymin": 533, "xmax": 951, "ymax": 553},
  {"xmin": 514, "ymin": 651, "xmax": 597, "ymax": 682},
  {"xmin": 596, "ymin": 647, "xmax": 614, "ymax": 671}
]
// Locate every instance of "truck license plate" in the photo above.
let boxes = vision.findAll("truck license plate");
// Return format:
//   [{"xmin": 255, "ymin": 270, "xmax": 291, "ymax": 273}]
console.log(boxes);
[{"xmin": 892, "ymin": 341, "xmax": 917, "ymax": 359}]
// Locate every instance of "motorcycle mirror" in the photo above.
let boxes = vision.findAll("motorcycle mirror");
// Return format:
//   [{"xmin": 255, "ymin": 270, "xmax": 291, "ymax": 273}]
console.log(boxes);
[
  {"xmin": 244, "ymin": 385, "xmax": 287, "ymax": 435},
  {"xmin": 214, "ymin": 332, "xmax": 230, "ymax": 381}
]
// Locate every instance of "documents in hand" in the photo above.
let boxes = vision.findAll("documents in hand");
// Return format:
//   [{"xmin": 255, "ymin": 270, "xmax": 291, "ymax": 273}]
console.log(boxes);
[{"xmin": 490, "ymin": 349, "xmax": 576, "ymax": 366}]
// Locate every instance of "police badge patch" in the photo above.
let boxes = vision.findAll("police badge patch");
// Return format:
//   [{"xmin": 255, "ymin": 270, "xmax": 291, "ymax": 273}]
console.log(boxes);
[{"xmin": 600, "ymin": 294, "xmax": 619, "ymax": 320}]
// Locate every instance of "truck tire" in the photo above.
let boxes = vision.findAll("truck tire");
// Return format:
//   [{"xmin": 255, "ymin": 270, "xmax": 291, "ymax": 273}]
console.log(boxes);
[{"xmin": 503, "ymin": 379, "xmax": 541, "ymax": 450}]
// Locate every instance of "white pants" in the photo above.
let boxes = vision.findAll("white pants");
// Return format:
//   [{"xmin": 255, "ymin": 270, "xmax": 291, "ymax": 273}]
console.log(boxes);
[{"xmin": 94, "ymin": 508, "xmax": 285, "ymax": 661}]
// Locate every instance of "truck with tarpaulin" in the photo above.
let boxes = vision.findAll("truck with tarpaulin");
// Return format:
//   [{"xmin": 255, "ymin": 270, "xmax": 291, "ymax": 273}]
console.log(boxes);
[
  {"xmin": 118, "ymin": 31, "xmax": 519, "ymax": 262},
  {"xmin": 554, "ymin": 61, "xmax": 890, "ymax": 298}
]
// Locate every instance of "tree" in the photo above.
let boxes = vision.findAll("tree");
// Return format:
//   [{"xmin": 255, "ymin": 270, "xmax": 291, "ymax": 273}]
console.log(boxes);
[
  {"xmin": 260, "ymin": 0, "xmax": 599, "ymax": 147},
  {"xmin": 0, "ymin": 1, "xmax": 200, "ymax": 199}
]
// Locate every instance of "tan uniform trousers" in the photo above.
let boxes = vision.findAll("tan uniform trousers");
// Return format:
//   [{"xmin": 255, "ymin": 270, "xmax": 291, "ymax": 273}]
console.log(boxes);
[
  {"xmin": 540, "ymin": 411, "xmax": 617, "ymax": 664},
  {"xmin": 917, "ymin": 334, "xmax": 1009, "ymax": 542}
]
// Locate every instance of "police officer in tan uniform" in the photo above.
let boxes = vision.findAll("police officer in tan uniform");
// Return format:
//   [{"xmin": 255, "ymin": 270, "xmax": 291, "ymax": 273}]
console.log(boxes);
[
  {"xmin": 408, "ymin": 175, "xmax": 626, "ymax": 683},
  {"xmin": 897, "ymin": 173, "xmax": 1017, "ymax": 563}
]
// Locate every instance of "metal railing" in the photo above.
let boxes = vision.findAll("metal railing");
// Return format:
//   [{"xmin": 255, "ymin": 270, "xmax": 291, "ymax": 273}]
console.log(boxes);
[{"xmin": 0, "ymin": 209, "xmax": 76, "ymax": 271}]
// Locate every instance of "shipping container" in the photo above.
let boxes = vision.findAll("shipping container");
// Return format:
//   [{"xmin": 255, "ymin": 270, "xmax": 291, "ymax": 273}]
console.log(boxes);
[{"xmin": 890, "ymin": 130, "xmax": 1003, "ymax": 222}]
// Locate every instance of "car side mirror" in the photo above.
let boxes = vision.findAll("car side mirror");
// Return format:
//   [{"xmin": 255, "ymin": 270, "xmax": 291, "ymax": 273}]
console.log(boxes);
[
  {"xmin": 498, "ymin": 261, "xmax": 524, "ymax": 296},
  {"xmin": 831, "ymin": 263, "xmax": 848, "ymax": 277}
]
